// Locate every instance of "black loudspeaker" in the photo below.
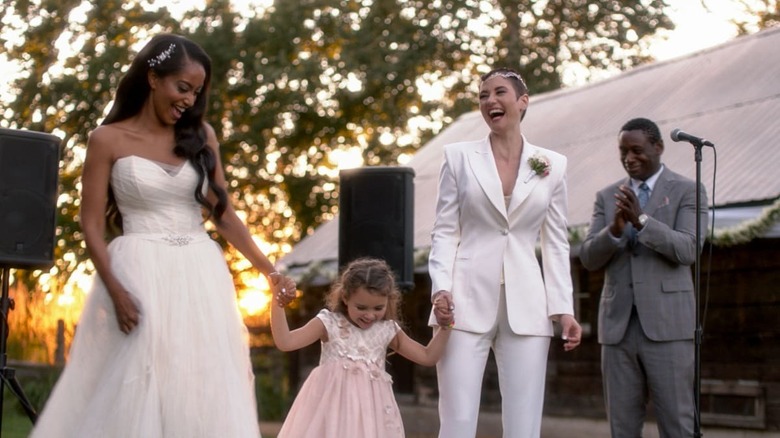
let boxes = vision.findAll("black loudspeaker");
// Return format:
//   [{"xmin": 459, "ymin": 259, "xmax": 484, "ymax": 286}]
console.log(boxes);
[
  {"xmin": 339, "ymin": 166, "xmax": 415, "ymax": 291},
  {"xmin": 0, "ymin": 128, "xmax": 61, "ymax": 269}
]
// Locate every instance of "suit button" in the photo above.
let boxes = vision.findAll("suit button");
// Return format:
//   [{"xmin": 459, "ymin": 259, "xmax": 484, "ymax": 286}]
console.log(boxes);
[{"xmin": 501, "ymin": 229, "xmax": 509, "ymax": 235}]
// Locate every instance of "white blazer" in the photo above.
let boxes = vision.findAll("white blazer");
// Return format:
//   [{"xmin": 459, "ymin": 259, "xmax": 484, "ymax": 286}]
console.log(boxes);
[{"xmin": 428, "ymin": 136, "xmax": 574, "ymax": 336}]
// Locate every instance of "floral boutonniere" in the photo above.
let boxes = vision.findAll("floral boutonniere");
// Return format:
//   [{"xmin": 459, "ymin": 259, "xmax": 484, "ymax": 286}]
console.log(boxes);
[{"xmin": 524, "ymin": 153, "xmax": 551, "ymax": 183}]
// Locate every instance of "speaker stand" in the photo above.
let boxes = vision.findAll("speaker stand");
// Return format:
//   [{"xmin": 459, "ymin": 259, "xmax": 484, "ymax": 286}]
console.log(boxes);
[{"xmin": 0, "ymin": 266, "xmax": 38, "ymax": 435}]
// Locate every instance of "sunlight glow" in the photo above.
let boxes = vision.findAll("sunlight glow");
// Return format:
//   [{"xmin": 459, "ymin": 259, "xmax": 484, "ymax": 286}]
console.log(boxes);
[
  {"xmin": 329, "ymin": 146, "xmax": 365, "ymax": 170},
  {"xmin": 378, "ymin": 132, "xmax": 395, "ymax": 146},
  {"xmin": 144, "ymin": 1, "xmax": 275, "ymax": 32},
  {"xmin": 345, "ymin": 72, "xmax": 363, "ymax": 93},
  {"xmin": 238, "ymin": 286, "xmax": 271, "ymax": 316},
  {"xmin": 416, "ymin": 76, "xmax": 447, "ymax": 102}
]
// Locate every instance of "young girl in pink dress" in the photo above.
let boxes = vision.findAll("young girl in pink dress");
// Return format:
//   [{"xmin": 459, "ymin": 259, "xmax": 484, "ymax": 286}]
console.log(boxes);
[{"xmin": 270, "ymin": 257, "xmax": 454, "ymax": 438}]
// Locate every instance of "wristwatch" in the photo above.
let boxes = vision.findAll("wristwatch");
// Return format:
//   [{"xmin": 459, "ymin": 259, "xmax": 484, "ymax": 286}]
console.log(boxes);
[{"xmin": 638, "ymin": 213, "xmax": 649, "ymax": 228}]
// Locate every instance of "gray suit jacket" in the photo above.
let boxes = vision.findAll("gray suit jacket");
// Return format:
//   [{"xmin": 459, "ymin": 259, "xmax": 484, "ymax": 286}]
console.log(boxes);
[{"xmin": 579, "ymin": 167, "xmax": 708, "ymax": 344}]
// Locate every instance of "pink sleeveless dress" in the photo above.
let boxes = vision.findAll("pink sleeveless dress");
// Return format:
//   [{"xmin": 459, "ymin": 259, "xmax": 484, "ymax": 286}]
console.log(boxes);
[{"xmin": 277, "ymin": 309, "xmax": 404, "ymax": 437}]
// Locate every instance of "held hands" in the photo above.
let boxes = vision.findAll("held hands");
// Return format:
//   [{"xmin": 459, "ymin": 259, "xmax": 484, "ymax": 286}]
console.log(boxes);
[
  {"xmin": 556, "ymin": 314, "xmax": 582, "ymax": 351},
  {"xmin": 269, "ymin": 271, "xmax": 297, "ymax": 307},
  {"xmin": 432, "ymin": 290, "xmax": 455, "ymax": 329}
]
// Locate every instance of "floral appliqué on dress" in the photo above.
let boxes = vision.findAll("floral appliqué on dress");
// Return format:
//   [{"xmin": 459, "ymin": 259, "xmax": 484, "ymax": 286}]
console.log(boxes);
[{"xmin": 276, "ymin": 309, "xmax": 404, "ymax": 437}]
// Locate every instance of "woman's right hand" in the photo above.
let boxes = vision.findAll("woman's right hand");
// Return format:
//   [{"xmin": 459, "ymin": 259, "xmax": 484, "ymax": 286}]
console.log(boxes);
[{"xmin": 110, "ymin": 289, "xmax": 140, "ymax": 334}]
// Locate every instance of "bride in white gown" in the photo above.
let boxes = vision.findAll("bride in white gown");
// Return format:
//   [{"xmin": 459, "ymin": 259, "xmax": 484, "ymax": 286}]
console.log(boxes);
[{"xmin": 30, "ymin": 34, "xmax": 295, "ymax": 438}]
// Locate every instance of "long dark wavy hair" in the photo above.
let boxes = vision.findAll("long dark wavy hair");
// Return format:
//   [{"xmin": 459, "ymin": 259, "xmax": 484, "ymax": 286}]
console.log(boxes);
[{"xmin": 102, "ymin": 33, "xmax": 227, "ymax": 233}]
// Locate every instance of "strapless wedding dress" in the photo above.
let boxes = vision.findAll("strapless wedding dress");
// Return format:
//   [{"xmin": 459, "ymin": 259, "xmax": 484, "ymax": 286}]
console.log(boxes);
[{"xmin": 31, "ymin": 155, "xmax": 261, "ymax": 437}]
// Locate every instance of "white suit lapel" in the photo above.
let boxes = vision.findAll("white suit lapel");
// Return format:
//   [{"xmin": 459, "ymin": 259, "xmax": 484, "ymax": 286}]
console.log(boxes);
[
  {"xmin": 507, "ymin": 142, "xmax": 540, "ymax": 216},
  {"xmin": 468, "ymin": 137, "xmax": 507, "ymax": 219}
]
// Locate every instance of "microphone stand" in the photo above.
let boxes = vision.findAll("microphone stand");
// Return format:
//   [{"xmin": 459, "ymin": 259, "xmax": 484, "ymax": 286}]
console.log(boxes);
[
  {"xmin": 691, "ymin": 140, "xmax": 705, "ymax": 438},
  {"xmin": 0, "ymin": 266, "xmax": 39, "ymax": 436}
]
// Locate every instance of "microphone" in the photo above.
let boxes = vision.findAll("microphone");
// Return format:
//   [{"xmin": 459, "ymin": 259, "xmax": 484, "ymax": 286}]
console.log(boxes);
[{"xmin": 670, "ymin": 128, "xmax": 714, "ymax": 147}]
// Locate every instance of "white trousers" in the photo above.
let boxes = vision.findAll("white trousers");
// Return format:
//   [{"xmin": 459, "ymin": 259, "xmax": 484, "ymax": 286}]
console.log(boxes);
[{"xmin": 436, "ymin": 287, "xmax": 551, "ymax": 438}]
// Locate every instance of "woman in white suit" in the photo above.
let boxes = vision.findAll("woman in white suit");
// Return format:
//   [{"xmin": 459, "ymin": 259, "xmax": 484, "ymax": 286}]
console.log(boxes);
[{"xmin": 428, "ymin": 68, "xmax": 582, "ymax": 438}]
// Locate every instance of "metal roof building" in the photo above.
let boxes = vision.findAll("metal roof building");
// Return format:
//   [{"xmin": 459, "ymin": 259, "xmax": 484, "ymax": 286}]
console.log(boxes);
[{"xmin": 280, "ymin": 26, "xmax": 780, "ymax": 276}]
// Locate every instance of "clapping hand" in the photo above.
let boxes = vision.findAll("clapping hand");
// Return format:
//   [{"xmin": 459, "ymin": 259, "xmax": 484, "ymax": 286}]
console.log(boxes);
[{"xmin": 615, "ymin": 185, "xmax": 642, "ymax": 226}]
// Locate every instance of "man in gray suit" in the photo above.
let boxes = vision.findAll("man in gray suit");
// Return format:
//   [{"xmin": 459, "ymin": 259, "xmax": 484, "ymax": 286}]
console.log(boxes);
[{"xmin": 579, "ymin": 117, "xmax": 708, "ymax": 438}]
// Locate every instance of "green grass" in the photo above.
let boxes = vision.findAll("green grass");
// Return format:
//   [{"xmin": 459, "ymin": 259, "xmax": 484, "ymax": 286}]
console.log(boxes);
[
  {"xmin": 0, "ymin": 367, "xmax": 60, "ymax": 437},
  {"xmin": 0, "ymin": 394, "xmax": 35, "ymax": 438}
]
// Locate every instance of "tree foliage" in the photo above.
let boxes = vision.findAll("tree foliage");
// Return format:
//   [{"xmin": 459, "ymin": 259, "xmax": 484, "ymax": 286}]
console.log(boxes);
[
  {"xmin": 1, "ymin": 0, "xmax": 673, "ymax": 288},
  {"xmin": 728, "ymin": 0, "xmax": 780, "ymax": 33}
]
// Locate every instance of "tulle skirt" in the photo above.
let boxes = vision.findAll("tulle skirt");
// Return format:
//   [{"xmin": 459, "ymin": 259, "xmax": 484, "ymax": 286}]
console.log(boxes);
[
  {"xmin": 30, "ymin": 234, "xmax": 261, "ymax": 438},
  {"xmin": 277, "ymin": 360, "xmax": 404, "ymax": 438}
]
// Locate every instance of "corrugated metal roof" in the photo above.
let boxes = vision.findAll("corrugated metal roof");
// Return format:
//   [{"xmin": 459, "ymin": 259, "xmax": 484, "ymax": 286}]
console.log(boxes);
[{"xmin": 280, "ymin": 27, "xmax": 780, "ymax": 269}]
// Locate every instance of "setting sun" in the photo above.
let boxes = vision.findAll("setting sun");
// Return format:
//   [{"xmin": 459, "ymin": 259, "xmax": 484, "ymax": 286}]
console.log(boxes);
[{"xmin": 238, "ymin": 285, "xmax": 272, "ymax": 317}]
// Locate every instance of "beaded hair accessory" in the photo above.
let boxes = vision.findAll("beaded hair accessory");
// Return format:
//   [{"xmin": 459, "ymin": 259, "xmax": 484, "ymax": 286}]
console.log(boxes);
[
  {"xmin": 482, "ymin": 70, "xmax": 528, "ymax": 90},
  {"xmin": 147, "ymin": 43, "xmax": 176, "ymax": 68}
]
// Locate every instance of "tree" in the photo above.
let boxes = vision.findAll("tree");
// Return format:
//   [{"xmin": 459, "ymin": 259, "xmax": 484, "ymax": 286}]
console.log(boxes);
[
  {"xmin": 1, "ymin": 0, "xmax": 180, "ymax": 287},
  {"xmin": 728, "ymin": 0, "xmax": 780, "ymax": 33},
  {"xmin": 1, "ymin": 0, "xmax": 673, "ymax": 293},
  {"xmin": 493, "ymin": 0, "xmax": 673, "ymax": 90}
]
